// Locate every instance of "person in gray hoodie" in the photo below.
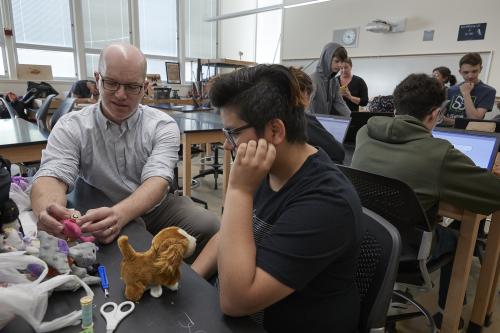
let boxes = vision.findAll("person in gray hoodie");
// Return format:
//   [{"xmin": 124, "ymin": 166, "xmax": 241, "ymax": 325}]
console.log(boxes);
[{"xmin": 310, "ymin": 42, "xmax": 351, "ymax": 116}]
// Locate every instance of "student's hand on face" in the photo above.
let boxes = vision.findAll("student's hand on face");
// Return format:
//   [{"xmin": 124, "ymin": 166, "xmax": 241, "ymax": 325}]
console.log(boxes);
[
  {"xmin": 460, "ymin": 82, "xmax": 474, "ymax": 96},
  {"xmin": 78, "ymin": 207, "xmax": 123, "ymax": 244},
  {"xmin": 229, "ymin": 138, "xmax": 276, "ymax": 194},
  {"xmin": 38, "ymin": 204, "xmax": 82, "ymax": 239}
]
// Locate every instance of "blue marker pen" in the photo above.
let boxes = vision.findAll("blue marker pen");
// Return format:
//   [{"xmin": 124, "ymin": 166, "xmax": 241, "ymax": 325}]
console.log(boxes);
[{"xmin": 98, "ymin": 265, "xmax": 109, "ymax": 298}]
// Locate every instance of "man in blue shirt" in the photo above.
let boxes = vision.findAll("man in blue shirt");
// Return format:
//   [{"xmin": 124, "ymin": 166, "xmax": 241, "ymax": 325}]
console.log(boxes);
[{"xmin": 445, "ymin": 53, "xmax": 496, "ymax": 124}]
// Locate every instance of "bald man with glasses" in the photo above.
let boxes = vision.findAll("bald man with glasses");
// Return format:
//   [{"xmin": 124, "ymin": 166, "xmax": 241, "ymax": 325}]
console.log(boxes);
[{"xmin": 31, "ymin": 43, "xmax": 219, "ymax": 262}]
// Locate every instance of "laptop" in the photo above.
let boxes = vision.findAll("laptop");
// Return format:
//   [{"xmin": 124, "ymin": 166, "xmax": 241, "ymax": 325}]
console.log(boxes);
[
  {"xmin": 432, "ymin": 128, "xmax": 500, "ymax": 170},
  {"xmin": 315, "ymin": 115, "xmax": 351, "ymax": 144},
  {"xmin": 344, "ymin": 112, "xmax": 394, "ymax": 145}
]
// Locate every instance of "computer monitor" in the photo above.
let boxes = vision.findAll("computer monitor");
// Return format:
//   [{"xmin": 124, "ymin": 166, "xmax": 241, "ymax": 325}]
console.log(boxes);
[
  {"xmin": 432, "ymin": 128, "xmax": 500, "ymax": 170},
  {"xmin": 315, "ymin": 115, "xmax": 351, "ymax": 143},
  {"xmin": 344, "ymin": 112, "xmax": 394, "ymax": 145}
]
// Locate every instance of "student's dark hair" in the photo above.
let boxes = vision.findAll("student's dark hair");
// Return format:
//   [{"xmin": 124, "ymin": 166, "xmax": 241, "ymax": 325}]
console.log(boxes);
[
  {"xmin": 459, "ymin": 52, "xmax": 482, "ymax": 67},
  {"xmin": 393, "ymin": 74, "xmax": 445, "ymax": 120},
  {"xmin": 288, "ymin": 66, "xmax": 313, "ymax": 106},
  {"xmin": 343, "ymin": 57, "xmax": 353, "ymax": 67},
  {"xmin": 433, "ymin": 66, "xmax": 457, "ymax": 86},
  {"xmin": 333, "ymin": 47, "xmax": 348, "ymax": 62},
  {"xmin": 209, "ymin": 64, "xmax": 307, "ymax": 143}
]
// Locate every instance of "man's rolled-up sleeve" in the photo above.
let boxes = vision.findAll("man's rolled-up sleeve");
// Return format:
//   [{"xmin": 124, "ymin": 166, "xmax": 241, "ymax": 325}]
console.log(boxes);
[
  {"xmin": 141, "ymin": 120, "xmax": 180, "ymax": 184},
  {"xmin": 32, "ymin": 119, "xmax": 81, "ymax": 192}
]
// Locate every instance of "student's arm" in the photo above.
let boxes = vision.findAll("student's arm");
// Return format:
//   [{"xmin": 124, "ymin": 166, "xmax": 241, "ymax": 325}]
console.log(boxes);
[
  {"xmin": 79, "ymin": 177, "xmax": 168, "ymax": 244},
  {"xmin": 191, "ymin": 232, "xmax": 220, "ymax": 279},
  {"xmin": 218, "ymin": 140, "xmax": 294, "ymax": 316},
  {"xmin": 460, "ymin": 83, "xmax": 487, "ymax": 119},
  {"xmin": 439, "ymin": 147, "xmax": 500, "ymax": 215}
]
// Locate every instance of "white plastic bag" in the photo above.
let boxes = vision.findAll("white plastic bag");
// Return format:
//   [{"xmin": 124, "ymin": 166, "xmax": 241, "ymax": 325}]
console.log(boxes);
[{"xmin": 0, "ymin": 252, "xmax": 94, "ymax": 332}]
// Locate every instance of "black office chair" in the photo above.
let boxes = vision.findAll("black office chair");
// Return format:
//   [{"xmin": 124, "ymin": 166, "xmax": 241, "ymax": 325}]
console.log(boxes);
[
  {"xmin": 50, "ymin": 97, "xmax": 76, "ymax": 129},
  {"xmin": 34, "ymin": 94, "xmax": 57, "ymax": 134},
  {"xmin": 0, "ymin": 97, "xmax": 19, "ymax": 119},
  {"xmin": 356, "ymin": 207, "xmax": 401, "ymax": 333},
  {"xmin": 338, "ymin": 165, "xmax": 444, "ymax": 332}
]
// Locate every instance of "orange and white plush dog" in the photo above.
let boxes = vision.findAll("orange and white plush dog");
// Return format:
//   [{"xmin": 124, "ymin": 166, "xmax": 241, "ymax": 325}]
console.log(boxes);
[{"xmin": 117, "ymin": 227, "xmax": 196, "ymax": 302}]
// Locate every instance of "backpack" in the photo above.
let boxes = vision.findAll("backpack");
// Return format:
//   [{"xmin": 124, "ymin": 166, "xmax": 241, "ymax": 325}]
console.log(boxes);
[{"xmin": 368, "ymin": 95, "xmax": 395, "ymax": 113}]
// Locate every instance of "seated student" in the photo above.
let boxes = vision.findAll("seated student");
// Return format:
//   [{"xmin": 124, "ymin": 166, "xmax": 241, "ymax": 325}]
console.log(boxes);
[
  {"xmin": 192, "ymin": 64, "xmax": 364, "ymax": 332},
  {"xmin": 444, "ymin": 52, "xmax": 496, "ymax": 125},
  {"xmin": 290, "ymin": 66, "xmax": 345, "ymax": 163},
  {"xmin": 31, "ymin": 43, "xmax": 219, "ymax": 262},
  {"xmin": 351, "ymin": 73, "xmax": 500, "ymax": 328},
  {"xmin": 69, "ymin": 79, "xmax": 99, "ymax": 102}
]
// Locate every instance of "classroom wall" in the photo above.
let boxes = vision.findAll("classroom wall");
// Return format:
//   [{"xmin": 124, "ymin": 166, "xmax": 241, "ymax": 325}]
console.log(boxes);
[{"xmin": 282, "ymin": 0, "xmax": 500, "ymax": 92}]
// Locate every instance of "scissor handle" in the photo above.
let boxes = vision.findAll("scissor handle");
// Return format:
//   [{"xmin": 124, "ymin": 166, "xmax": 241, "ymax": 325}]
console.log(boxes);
[
  {"xmin": 100, "ymin": 301, "xmax": 135, "ymax": 330},
  {"xmin": 116, "ymin": 301, "xmax": 135, "ymax": 316}
]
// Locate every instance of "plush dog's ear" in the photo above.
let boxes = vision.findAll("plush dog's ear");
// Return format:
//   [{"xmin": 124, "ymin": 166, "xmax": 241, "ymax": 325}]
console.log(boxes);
[
  {"xmin": 118, "ymin": 235, "xmax": 136, "ymax": 260},
  {"xmin": 154, "ymin": 243, "xmax": 184, "ymax": 275}
]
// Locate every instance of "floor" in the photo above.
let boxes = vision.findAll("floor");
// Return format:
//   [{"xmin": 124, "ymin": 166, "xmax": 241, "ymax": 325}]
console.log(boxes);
[{"xmin": 183, "ymin": 152, "xmax": 500, "ymax": 332}]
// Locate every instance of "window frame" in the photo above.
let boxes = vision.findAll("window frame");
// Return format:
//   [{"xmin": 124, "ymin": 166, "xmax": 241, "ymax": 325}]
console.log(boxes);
[{"xmin": 10, "ymin": 0, "xmax": 78, "ymax": 80}]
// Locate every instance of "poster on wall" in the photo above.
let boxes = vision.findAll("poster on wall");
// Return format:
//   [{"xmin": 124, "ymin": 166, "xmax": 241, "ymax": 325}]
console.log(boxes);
[{"xmin": 457, "ymin": 23, "xmax": 487, "ymax": 41}]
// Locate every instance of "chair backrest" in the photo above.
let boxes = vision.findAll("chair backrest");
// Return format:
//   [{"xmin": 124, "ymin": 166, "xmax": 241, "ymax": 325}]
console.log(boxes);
[
  {"xmin": 338, "ymin": 165, "xmax": 433, "ymax": 257},
  {"xmin": 356, "ymin": 207, "xmax": 401, "ymax": 333},
  {"xmin": 50, "ymin": 97, "xmax": 76, "ymax": 129},
  {"xmin": 0, "ymin": 97, "xmax": 19, "ymax": 119},
  {"xmin": 35, "ymin": 94, "xmax": 57, "ymax": 133}
]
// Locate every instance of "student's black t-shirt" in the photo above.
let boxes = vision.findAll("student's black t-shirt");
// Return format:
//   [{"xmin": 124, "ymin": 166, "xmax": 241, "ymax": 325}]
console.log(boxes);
[
  {"xmin": 306, "ymin": 113, "xmax": 345, "ymax": 163},
  {"xmin": 253, "ymin": 149, "xmax": 364, "ymax": 333}
]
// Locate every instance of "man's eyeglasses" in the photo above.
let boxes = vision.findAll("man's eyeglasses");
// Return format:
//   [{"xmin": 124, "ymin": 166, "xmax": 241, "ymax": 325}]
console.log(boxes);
[
  {"xmin": 99, "ymin": 73, "xmax": 144, "ymax": 95},
  {"xmin": 222, "ymin": 124, "xmax": 253, "ymax": 148}
]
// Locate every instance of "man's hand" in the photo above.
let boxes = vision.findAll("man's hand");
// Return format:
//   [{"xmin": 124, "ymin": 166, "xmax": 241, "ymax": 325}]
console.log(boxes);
[
  {"xmin": 78, "ymin": 207, "xmax": 123, "ymax": 244},
  {"xmin": 38, "ymin": 203, "xmax": 81, "ymax": 239},
  {"xmin": 229, "ymin": 139, "xmax": 276, "ymax": 194},
  {"xmin": 460, "ymin": 82, "xmax": 474, "ymax": 96}
]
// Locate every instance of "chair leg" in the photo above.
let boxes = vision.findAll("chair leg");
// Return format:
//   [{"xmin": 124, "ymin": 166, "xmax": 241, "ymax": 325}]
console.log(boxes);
[{"xmin": 387, "ymin": 290, "xmax": 437, "ymax": 333}]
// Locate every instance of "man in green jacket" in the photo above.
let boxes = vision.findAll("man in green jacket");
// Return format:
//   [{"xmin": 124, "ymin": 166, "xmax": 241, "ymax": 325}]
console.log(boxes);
[{"xmin": 351, "ymin": 73, "xmax": 500, "ymax": 328}]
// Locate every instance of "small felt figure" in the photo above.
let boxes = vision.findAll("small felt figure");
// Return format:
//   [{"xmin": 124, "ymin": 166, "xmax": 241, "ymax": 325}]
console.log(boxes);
[
  {"xmin": 0, "ymin": 199, "xmax": 40, "ymax": 255},
  {"xmin": 61, "ymin": 218, "xmax": 95, "ymax": 243},
  {"xmin": 118, "ymin": 227, "xmax": 196, "ymax": 302}
]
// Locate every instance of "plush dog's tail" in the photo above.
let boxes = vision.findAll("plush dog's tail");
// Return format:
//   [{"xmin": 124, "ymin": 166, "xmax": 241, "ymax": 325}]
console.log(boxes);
[{"xmin": 117, "ymin": 235, "xmax": 136, "ymax": 260}]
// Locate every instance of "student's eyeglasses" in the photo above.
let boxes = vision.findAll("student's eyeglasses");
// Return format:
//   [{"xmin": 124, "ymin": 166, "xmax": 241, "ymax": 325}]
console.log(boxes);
[
  {"xmin": 99, "ymin": 73, "xmax": 144, "ymax": 95},
  {"xmin": 222, "ymin": 124, "xmax": 253, "ymax": 148}
]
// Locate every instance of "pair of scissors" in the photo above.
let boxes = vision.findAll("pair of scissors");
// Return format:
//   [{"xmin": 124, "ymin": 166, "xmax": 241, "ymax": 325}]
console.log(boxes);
[{"xmin": 100, "ymin": 301, "xmax": 135, "ymax": 333}]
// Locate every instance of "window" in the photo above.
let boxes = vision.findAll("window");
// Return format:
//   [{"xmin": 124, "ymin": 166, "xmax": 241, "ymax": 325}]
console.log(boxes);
[
  {"xmin": 256, "ymin": 9, "xmax": 282, "ymax": 63},
  {"xmin": 138, "ymin": 0, "xmax": 177, "ymax": 57},
  {"xmin": 185, "ymin": 0, "xmax": 216, "ymax": 59},
  {"xmin": 146, "ymin": 58, "xmax": 168, "ymax": 81},
  {"xmin": 11, "ymin": 0, "xmax": 72, "ymax": 47},
  {"xmin": 17, "ymin": 49, "xmax": 75, "ymax": 78},
  {"xmin": 11, "ymin": 0, "xmax": 76, "ymax": 78},
  {"xmin": 0, "ymin": 12, "xmax": 6, "ymax": 76},
  {"xmin": 81, "ymin": 0, "xmax": 129, "ymax": 79},
  {"xmin": 219, "ymin": 0, "xmax": 282, "ymax": 64},
  {"xmin": 81, "ymin": 0, "xmax": 130, "ymax": 49},
  {"xmin": 184, "ymin": 60, "xmax": 216, "ymax": 83}
]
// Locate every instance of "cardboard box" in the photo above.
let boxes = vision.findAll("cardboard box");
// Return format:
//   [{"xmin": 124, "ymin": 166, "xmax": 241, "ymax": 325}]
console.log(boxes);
[{"xmin": 33, "ymin": 98, "xmax": 62, "ymax": 109}]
